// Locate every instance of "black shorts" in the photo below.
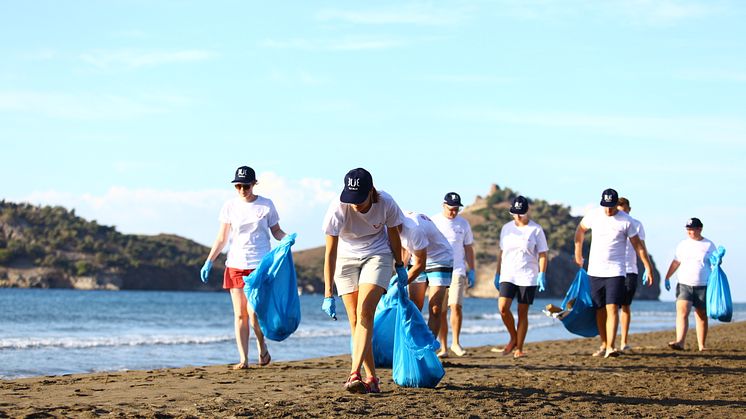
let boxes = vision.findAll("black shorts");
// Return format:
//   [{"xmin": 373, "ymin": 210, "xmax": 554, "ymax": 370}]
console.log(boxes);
[
  {"xmin": 498, "ymin": 282, "xmax": 537, "ymax": 305},
  {"xmin": 620, "ymin": 273, "xmax": 638, "ymax": 306},
  {"xmin": 589, "ymin": 275, "xmax": 625, "ymax": 308},
  {"xmin": 677, "ymin": 284, "xmax": 707, "ymax": 310}
]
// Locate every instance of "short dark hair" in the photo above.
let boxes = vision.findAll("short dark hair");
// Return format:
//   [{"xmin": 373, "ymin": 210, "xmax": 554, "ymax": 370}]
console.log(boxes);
[{"xmin": 617, "ymin": 197, "xmax": 630, "ymax": 207}]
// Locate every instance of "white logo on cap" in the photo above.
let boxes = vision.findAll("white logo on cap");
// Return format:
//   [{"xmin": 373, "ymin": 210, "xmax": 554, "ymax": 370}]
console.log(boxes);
[
  {"xmin": 237, "ymin": 169, "xmax": 247, "ymax": 177},
  {"xmin": 604, "ymin": 194, "xmax": 613, "ymax": 202},
  {"xmin": 514, "ymin": 201, "xmax": 523, "ymax": 210},
  {"xmin": 347, "ymin": 177, "xmax": 360, "ymax": 191},
  {"xmin": 451, "ymin": 194, "xmax": 458, "ymax": 201}
]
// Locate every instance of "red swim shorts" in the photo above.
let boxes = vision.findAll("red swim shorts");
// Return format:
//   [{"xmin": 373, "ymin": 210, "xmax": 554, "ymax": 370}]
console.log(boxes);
[{"xmin": 223, "ymin": 267, "xmax": 254, "ymax": 289}]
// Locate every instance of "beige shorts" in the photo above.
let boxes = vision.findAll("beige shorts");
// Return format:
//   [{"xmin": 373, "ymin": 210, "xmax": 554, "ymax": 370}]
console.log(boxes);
[
  {"xmin": 448, "ymin": 273, "xmax": 467, "ymax": 306},
  {"xmin": 334, "ymin": 253, "xmax": 393, "ymax": 296}
]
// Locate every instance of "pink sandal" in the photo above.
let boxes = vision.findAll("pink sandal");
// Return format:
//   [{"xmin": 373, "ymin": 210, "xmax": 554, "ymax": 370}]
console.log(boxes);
[
  {"xmin": 344, "ymin": 371, "xmax": 367, "ymax": 394},
  {"xmin": 364, "ymin": 376, "xmax": 381, "ymax": 393}
]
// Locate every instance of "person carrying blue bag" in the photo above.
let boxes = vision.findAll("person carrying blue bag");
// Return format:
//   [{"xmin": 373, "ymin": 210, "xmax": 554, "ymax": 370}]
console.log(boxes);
[
  {"xmin": 243, "ymin": 233, "xmax": 301, "ymax": 342},
  {"xmin": 199, "ymin": 165, "xmax": 288, "ymax": 369},
  {"xmin": 391, "ymin": 269, "xmax": 446, "ymax": 388},
  {"xmin": 662, "ymin": 217, "xmax": 717, "ymax": 351},
  {"xmin": 706, "ymin": 246, "xmax": 732, "ymax": 323}
]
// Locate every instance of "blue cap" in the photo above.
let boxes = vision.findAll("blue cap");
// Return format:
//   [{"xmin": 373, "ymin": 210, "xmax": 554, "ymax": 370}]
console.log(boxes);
[
  {"xmin": 340, "ymin": 168, "xmax": 373, "ymax": 204},
  {"xmin": 510, "ymin": 196, "xmax": 529, "ymax": 215},
  {"xmin": 600, "ymin": 188, "xmax": 619, "ymax": 208},
  {"xmin": 443, "ymin": 192, "xmax": 463, "ymax": 207}
]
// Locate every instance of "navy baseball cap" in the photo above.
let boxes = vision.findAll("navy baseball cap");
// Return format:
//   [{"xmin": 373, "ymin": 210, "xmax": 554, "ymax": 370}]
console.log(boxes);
[
  {"xmin": 232, "ymin": 166, "xmax": 256, "ymax": 184},
  {"xmin": 443, "ymin": 192, "xmax": 463, "ymax": 207},
  {"xmin": 340, "ymin": 168, "xmax": 373, "ymax": 204},
  {"xmin": 600, "ymin": 188, "xmax": 619, "ymax": 208},
  {"xmin": 509, "ymin": 196, "xmax": 529, "ymax": 215},
  {"xmin": 686, "ymin": 217, "xmax": 703, "ymax": 229}
]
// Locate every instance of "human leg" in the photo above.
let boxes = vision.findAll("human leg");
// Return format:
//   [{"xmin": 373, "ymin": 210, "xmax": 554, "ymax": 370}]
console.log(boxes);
[
  {"xmin": 229, "ymin": 288, "xmax": 250, "ymax": 369},
  {"xmin": 619, "ymin": 273, "xmax": 637, "ymax": 350},
  {"xmin": 437, "ymin": 293, "xmax": 449, "ymax": 357},
  {"xmin": 448, "ymin": 274, "xmax": 467, "ymax": 356},
  {"xmin": 515, "ymin": 303, "xmax": 530, "ymax": 356},
  {"xmin": 694, "ymin": 306, "xmax": 709, "ymax": 351},
  {"xmin": 409, "ymin": 281, "xmax": 427, "ymax": 311},
  {"xmin": 352, "ymin": 284, "xmax": 385, "ymax": 381},
  {"xmin": 427, "ymin": 286, "xmax": 447, "ymax": 340},
  {"xmin": 247, "ymin": 307, "xmax": 270, "ymax": 365},
  {"xmin": 620, "ymin": 305, "xmax": 631, "ymax": 349},
  {"xmin": 604, "ymin": 303, "xmax": 620, "ymax": 357},
  {"xmin": 498, "ymin": 296, "xmax": 516, "ymax": 355},
  {"xmin": 672, "ymin": 299, "xmax": 692, "ymax": 348}
]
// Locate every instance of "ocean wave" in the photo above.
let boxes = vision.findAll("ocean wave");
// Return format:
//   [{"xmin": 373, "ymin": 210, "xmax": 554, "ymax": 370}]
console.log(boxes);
[{"xmin": 461, "ymin": 321, "xmax": 556, "ymax": 335}]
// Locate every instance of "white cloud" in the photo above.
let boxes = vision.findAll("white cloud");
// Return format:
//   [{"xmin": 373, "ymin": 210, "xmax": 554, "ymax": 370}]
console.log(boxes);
[
  {"xmin": 258, "ymin": 37, "xmax": 409, "ymax": 51},
  {"xmin": 316, "ymin": 4, "xmax": 471, "ymax": 26},
  {"xmin": 0, "ymin": 90, "xmax": 191, "ymax": 120},
  {"xmin": 80, "ymin": 49, "xmax": 216, "ymax": 70},
  {"xmin": 15, "ymin": 172, "xmax": 337, "ymax": 251}
]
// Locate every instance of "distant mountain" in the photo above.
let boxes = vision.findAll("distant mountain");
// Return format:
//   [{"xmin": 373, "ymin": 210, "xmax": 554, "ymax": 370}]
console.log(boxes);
[{"xmin": 292, "ymin": 184, "xmax": 661, "ymax": 300}]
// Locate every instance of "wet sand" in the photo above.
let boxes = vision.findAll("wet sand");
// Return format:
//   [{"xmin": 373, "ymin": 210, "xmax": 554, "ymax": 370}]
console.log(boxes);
[{"xmin": 2, "ymin": 322, "xmax": 745, "ymax": 418}]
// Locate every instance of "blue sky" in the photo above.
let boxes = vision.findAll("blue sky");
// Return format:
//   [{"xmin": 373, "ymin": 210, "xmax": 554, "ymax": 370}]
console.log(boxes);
[{"xmin": 1, "ymin": 1, "xmax": 745, "ymax": 300}]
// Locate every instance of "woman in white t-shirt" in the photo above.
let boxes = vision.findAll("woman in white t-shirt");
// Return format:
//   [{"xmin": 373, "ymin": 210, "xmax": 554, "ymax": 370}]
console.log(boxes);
[
  {"xmin": 199, "ymin": 166, "xmax": 287, "ymax": 369},
  {"xmin": 321, "ymin": 168, "xmax": 408, "ymax": 394},
  {"xmin": 493, "ymin": 196, "xmax": 548, "ymax": 358},
  {"xmin": 663, "ymin": 217, "xmax": 716, "ymax": 351}
]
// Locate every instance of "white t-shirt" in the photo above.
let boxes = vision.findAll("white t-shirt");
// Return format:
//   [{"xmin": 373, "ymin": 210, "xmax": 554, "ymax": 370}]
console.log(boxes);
[
  {"xmin": 322, "ymin": 191, "xmax": 404, "ymax": 258},
  {"xmin": 624, "ymin": 215, "xmax": 646, "ymax": 274},
  {"xmin": 499, "ymin": 220, "xmax": 549, "ymax": 286},
  {"xmin": 674, "ymin": 237, "xmax": 716, "ymax": 287},
  {"xmin": 401, "ymin": 212, "xmax": 454, "ymax": 266},
  {"xmin": 431, "ymin": 213, "xmax": 474, "ymax": 276},
  {"xmin": 219, "ymin": 196, "xmax": 279, "ymax": 270},
  {"xmin": 580, "ymin": 207, "xmax": 638, "ymax": 278}
]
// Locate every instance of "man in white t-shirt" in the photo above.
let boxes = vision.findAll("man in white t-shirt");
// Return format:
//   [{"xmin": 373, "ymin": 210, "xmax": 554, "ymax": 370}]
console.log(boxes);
[
  {"xmin": 399, "ymin": 211, "xmax": 454, "ymax": 344},
  {"xmin": 616, "ymin": 197, "xmax": 652, "ymax": 352},
  {"xmin": 663, "ymin": 217, "xmax": 716, "ymax": 352},
  {"xmin": 432, "ymin": 192, "xmax": 475, "ymax": 357},
  {"xmin": 574, "ymin": 188, "xmax": 654, "ymax": 358}
]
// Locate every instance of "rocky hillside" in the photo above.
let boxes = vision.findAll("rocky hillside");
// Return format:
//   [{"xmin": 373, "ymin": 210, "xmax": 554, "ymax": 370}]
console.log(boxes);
[
  {"xmin": 0, "ymin": 201, "xmax": 224, "ymax": 291},
  {"xmin": 292, "ymin": 184, "xmax": 661, "ymax": 300}
]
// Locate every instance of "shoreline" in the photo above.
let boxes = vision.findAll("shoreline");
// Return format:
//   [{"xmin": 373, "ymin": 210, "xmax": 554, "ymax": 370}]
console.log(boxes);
[{"xmin": 2, "ymin": 322, "xmax": 745, "ymax": 417}]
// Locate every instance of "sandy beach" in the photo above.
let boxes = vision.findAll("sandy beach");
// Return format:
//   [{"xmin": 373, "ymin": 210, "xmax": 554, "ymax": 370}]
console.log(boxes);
[{"xmin": 2, "ymin": 321, "xmax": 745, "ymax": 418}]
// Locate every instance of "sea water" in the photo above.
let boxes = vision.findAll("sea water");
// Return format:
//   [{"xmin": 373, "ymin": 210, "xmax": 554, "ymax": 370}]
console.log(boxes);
[{"xmin": 1, "ymin": 288, "xmax": 744, "ymax": 379}]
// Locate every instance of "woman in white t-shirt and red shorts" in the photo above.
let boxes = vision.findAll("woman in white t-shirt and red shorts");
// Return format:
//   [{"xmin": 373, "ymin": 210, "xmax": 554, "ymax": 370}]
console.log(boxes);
[
  {"xmin": 494, "ymin": 196, "xmax": 548, "ymax": 358},
  {"xmin": 200, "ymin": 166, "xmax": 287, "ymax": 369},
  {"xmin": 321, "ymin": 168, "xmax": 408, "ymax": 394}
]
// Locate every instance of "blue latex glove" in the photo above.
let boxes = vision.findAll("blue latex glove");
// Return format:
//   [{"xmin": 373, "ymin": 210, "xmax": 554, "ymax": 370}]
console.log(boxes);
[
  {"xmin": 493, "ymin": 274, "xmax": 500, "ymax": 290},
  {"xmin": 467, "ymin": 269, "xmax": 475, "ymax": 288},
  {"xmin": 537, "ymin": 272, "xmax": 546, "ymax": 292},
  {"xmin": 642, "ymin": 269, "xmax": 651, "ymax": 286},
  {"xmin": 665, "ymin": 278, "xmax": 671, "ymax": 291},
  {"xmin": 395, "ymin": 265, "xmax": 408, "ymax": 288},
  {"xmin": 200, "ymin": 260, "xmax": 212, "ymax": 283},
  {"xmin": 322, "ymin": 297, "xmax": 337, "ymax": 320}
]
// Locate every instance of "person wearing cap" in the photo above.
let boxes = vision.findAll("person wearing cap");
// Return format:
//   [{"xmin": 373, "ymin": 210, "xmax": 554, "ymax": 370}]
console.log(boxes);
[
  {"xmin": 321, "ymin": 168, "xmax": 408, "ymax": 394},
  {"xmin": 574, "ymin": 188, "xmax": 654, "ymax": 358},
  {"xmin": 399, "ymin": 211, "xmax": 454, "ymax": 341},
  {"xmin": 663, "ymin": 217, "xmax": 716, "ymax": 351},
  {"xmin": 431, "ymin": 192, "xmax": 476, "ymax": 357},
  {"xmin": 615, "ymin": 197, "xmax": 652, "ymax": 352},
  {"xmin": 199, "ymin": 166, "xmax": 287, "ymax": 369},
  {"xmin": 494, "ymin": 196, "xmax": 548, "ymax": 358}
]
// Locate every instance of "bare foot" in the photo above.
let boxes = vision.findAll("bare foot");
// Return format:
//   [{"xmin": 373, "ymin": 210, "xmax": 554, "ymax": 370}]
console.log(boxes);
[
  {"xmin": 668, "ymin": 341, "xmax": 684, "ymax": 351},
  {"xmin": 513, "ymin": 349, "xmax": 526, "ymax": 358},
  {"xmin": 436, "ymin": 350, "xmax": 448, "ymax": 358},
  {"xmin": 502, "ymin": 341, "xmax": 516, "ymax": 356},
  {"xmin": 232, "ymin": 362, "xmax": 249, "ymax": 370},
  {"xmin": 699, "ymin": 347, "xmax": 709, "ymax": 352}
]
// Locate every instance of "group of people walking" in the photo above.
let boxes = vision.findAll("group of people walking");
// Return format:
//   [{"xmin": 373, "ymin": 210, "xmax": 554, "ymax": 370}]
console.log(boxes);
[{"xmin": 199, "ymin": 165, "xmax": 721, "ymax": 394}]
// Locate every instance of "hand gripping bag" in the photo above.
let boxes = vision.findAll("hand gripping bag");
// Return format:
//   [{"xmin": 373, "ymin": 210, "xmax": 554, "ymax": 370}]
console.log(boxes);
[
  {"xmin": 391, "ymin": 280, "xmax": 445, "ymax": 388},
  {"xmin": 372, "ymin": 278, "xmax": 402, "ymax": 368},
  {"xmin": 560, "ymin": 269, "xmax": 599, "ymax": 337},
  {"xmin": 706, "ymin": 246, "xmax": 732, "ymax": 322},
  {"xmin": 244, "ymin": 233, "xmax": 301, "ymax": 341}
]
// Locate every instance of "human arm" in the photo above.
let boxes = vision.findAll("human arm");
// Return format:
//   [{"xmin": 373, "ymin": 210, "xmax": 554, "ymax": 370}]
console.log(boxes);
[
  {"xmin": 465, "ymin": 244, "xmax": 476, "ymax": 287},
  {"xmin": 663, "ymin": 259, "xmax": 680, "ymax": 291},
  {"xmin": 630, "ymin": 236, "xmax": 654, "ymax": 286},
  {"xmin": 322, "ymin": 234, "xmax": 338, "ymax": 319},
  {"xmin": 388, "ymin": 225, "xmax": 408, "ymax": 286},
  {"xmin": 201, "ymin": 223, "xmax": 231, "ymax": 282},
  {"xmin": 408, "ymin": 248, "xmax": 427, "ymax": 285},
  {"xmin": 494, "ymin": 248, "xmax": 502, "ymax": 289},
  {"xmin": 537, "ymin": 251, "xmax": 548, "ymax": 292},
  {"xmin": 270, "ymin": 223, "xmax": 287, "ymax": 241},
  {"xmin": 573, "ymin": 224, "xmax": 587, "ymax": 267}
]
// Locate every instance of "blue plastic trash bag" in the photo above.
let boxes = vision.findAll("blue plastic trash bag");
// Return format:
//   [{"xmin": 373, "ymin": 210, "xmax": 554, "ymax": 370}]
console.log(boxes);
[
  {"xmin": 244, "ymin": 233, "xmax": 301, "ymax": 341},
  {"xmin": 706, "ymin": 246, "xmax": 732, "ymax": 322},
  {"xmin": 372, "ymin": 277, "xmax": 403, "ymax": 368},
  {"xmin": 560, "ymin": 269, "xmax": 599, "ymax": 338},
  {"xmin": 391, "ymin": 279, "xmax": 445, "ymax": 388}
]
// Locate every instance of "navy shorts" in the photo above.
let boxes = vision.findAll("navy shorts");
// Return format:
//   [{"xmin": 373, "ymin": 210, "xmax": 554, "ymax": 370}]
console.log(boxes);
[
  {"xmin": 620, "ymin": 273, "xmax": 638, "ymax": 306},
  {"xmin": 677, "ymin": 284, "xmax": 707, "ymax": 310},
  {"xmin": 499, "ymin": 282, "xmax": 537, "ymax": 305},
  {"xmin": 589, "ymin": 276, "xmax": 625, "ymax": 308}
]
